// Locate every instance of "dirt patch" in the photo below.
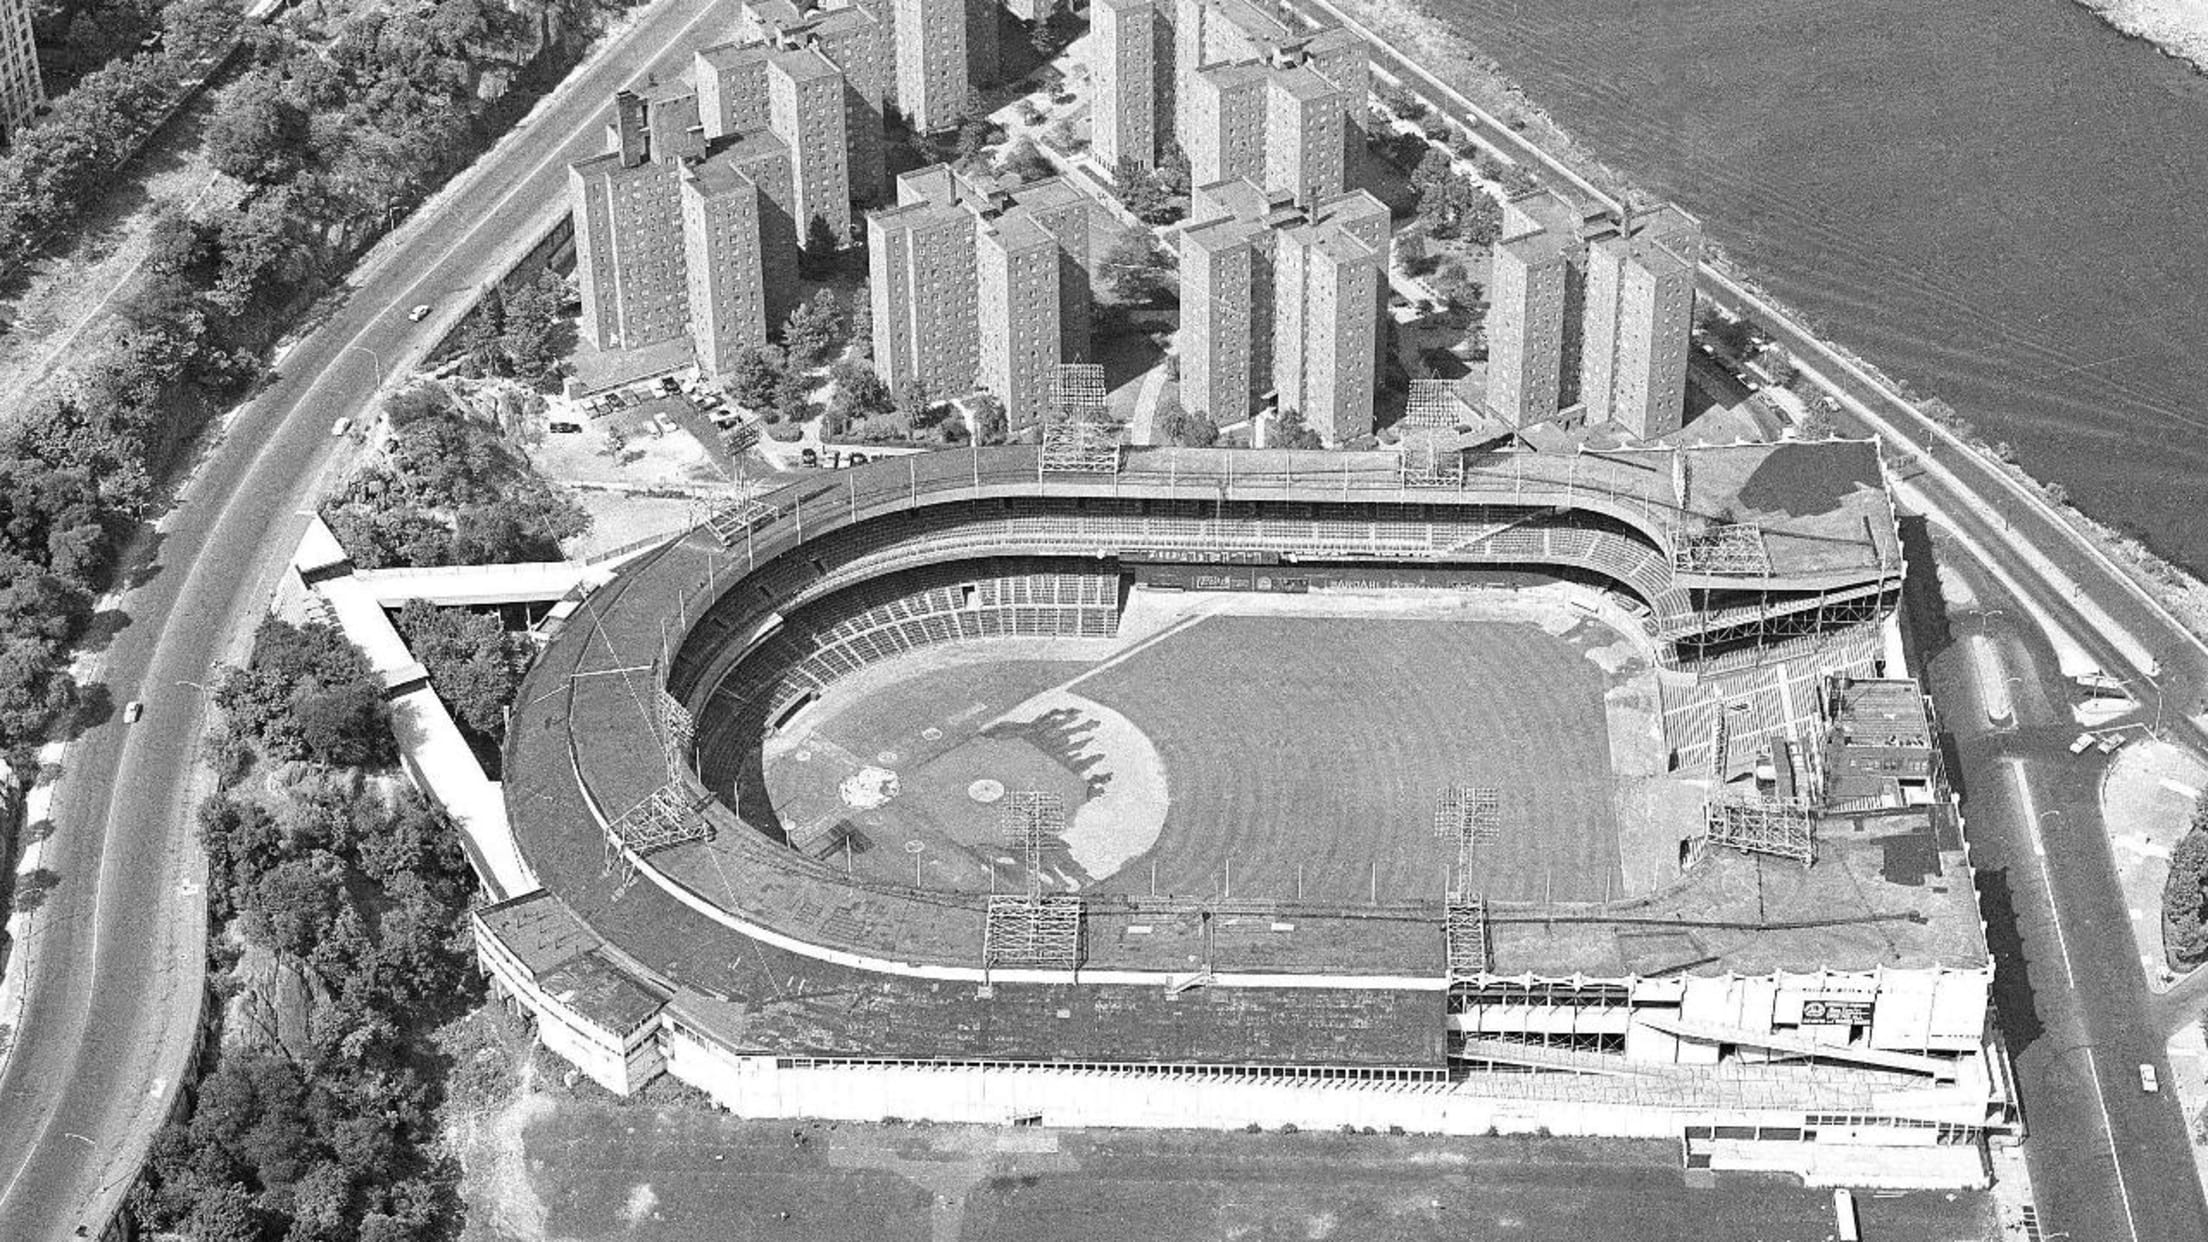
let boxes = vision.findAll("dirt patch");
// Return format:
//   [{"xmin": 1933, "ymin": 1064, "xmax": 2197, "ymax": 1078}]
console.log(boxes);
[{"xmin": 984, "ymin": 691, "xmax": 1168, "ymax": 883}]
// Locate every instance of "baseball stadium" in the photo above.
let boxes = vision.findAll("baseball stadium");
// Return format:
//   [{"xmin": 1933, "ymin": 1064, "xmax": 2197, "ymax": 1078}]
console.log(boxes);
[{"xmin": 474, "ymin": 435, "xmax": 2014, "ymax": 1186}]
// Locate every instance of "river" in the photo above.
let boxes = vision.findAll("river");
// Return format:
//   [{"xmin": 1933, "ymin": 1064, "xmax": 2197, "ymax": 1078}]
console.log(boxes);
[{"xmin": 1423, "ymin": 0, "xmax": 2208, "ymax": 575}]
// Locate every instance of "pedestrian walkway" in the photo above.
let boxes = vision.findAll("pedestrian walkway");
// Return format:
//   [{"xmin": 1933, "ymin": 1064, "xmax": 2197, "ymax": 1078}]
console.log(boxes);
[{"xmin": 293, "ymin": 518, "xmax": 541, "ymax": 901}]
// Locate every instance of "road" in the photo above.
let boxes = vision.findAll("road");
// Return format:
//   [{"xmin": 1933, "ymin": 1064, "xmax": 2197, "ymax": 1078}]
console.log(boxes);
[
  {"xmin": 0, "ymin": 0, "xmax": 730, "ymax": 1233},
  {"xmin": 1284, "ymin": 1, "xmax": 2208, "ymax": 1237}
]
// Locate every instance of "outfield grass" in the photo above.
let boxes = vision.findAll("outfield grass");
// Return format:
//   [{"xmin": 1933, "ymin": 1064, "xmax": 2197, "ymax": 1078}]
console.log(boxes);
[{"xmin": 1078, "ymin": 615, "xmax": 1623, "ymax": 905}]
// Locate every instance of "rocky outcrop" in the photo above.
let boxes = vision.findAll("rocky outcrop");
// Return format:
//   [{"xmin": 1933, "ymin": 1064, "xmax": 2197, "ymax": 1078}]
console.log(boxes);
[{"xmin": 221, "ymin": 942, "xmax": 327, "ymax": 1062}]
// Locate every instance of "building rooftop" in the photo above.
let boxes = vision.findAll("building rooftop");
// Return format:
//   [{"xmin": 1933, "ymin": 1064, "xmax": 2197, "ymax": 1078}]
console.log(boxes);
[
  {"xmin": 981, "ymin": 211, "xmax": 1054, "ymax": 253},
  {"xmin": 479, "ymin": 891, "xmax": 600, "ymax": 975},
  {"xmin": 1194, "ymin": 60, "xmax": 1270, "ymax": 93},
  {"xmin": 1267, "ymin": 63, "xmax": 1340, "ymax": 102},
  {"xmin": 697, "ymin": 39, "xmax": 772, "ymax": 71},
  {"xmin": 769, "ymin": 45, "xmax": 840, "ymax": 80},
  {"xmin": 541, "ymin": 951, "xmax": 672, "ymax": 1035},
  {"xmin": 686, "ymin": 152, "xmax": 761, "ymax": 198}
]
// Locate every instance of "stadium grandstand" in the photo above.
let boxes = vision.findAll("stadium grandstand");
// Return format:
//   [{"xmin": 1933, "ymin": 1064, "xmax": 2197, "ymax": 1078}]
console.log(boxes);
[{"xmin": 475, "ymin": 441, "xmax": 2011, "ymax": 1187}]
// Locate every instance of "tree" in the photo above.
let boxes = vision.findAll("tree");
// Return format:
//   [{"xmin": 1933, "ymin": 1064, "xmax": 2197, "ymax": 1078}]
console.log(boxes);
[
  {"xmin": 1157, "ymin": 400, "xmax": 1217, "ymax": 448},
  {"xmin": 827, "ymin": 360, "xmax": 894, "ymax": 433},
  {"xmin": 207, "ymin": 70, "xmax": 310, "ymax": 185},
  {"xmin": 500, "ymin": 271, "xmax": 568, "ymax": 384},
  {"xmin": 996, "ymin": 137, "xmax": 1055, "ymax": 184},
  {"xmin": 892, "ymin": 377, "xmax": 932, "ymax": 419},
  {"xmin": 781, "ymin": 291, "xmax": 842, "ymax": 370},
  {"xmin": 1793, "ymin": 407, "xmax": 1839, "ymax": 441},
  {"xmin": 970, "ymin": 394, "xmax": 1008, "ymax": 446},
  {"xmin": 726, "ymin": 345, "xmax": 786, "ymax": 410},
  {"xmin": 1099, "ymin": 230, "xmax": 1175, "ymax": 305},
  {"xmin": 394, "ymin": 600, "xmax": 527, "ymax": 741},
  {"xmin": 1270, "ymin": 406, "xmax": 1322, "ymax": 450},
  {"xmin": 2165, "ymin": 802, "xmax": 2208, "ymax": 965},
  {"xmin": 1112, "ymin": 157, "xmax": 1176, "ymax": 223}
]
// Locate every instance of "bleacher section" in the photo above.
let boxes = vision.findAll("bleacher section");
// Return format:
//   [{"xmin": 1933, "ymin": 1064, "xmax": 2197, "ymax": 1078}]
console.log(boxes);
[
  {"xmin": 1659, "ymin": 624, "xmax": 1885, "ymax": 777},
  {"xmin": 696, "ymin": 559, "xmax": 1122, "ymax": 820}
]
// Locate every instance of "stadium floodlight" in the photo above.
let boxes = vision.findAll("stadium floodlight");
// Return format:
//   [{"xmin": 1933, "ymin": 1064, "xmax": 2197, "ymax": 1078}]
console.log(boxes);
[
  {"xmin": 984, "ymin": 892, "xmax": 1084, "ymax": 969},
  {"xmin": 1703, "ymin": 793, "xmax": 1815, "ymax": 866}
]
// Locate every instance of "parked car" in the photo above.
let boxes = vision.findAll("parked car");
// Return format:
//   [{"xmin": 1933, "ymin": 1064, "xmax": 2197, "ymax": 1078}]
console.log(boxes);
[
  {"xmin": 407, "ymin": 303, "xmax": 431, "ymax": 322},
  {"xmin": 329, "ymin": 417, "xmax": 353, "ymax": 437},
  {"xmin": 548, "ymin": 421, "xmax": 582, "ymax": 434},
  {"xmin": 2069, "ymin": 732, "xmax": 2096, "ymax": 755},
  {"xmin": 124, "ymin": 701, "xmax": 143, "ymax": 724},
  {"xmin": 2098, "ymin": 733, "xmax": 2126, "ymax": 754},
  {"xmin": 2141, "ymin": 1063, "xmax": 2159, "ymax": 1093}
]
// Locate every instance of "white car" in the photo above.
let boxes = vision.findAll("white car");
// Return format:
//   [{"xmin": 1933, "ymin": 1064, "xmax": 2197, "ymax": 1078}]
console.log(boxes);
[
  {"xmin": 329, "ymin": 417, "xmax": 352, "ymax": 438},
  {"xmin": 407, "ymin": 303, "xmax": 432, "ymax": 322},
  {"xmin": 123, "ymin": 701, "xmax": 143, "ymax": 724},
  {"xmin": 2069, "ymin": 732, "xmax": 2096, "ymax": 755},
  {"xmin": 2141, "ymin": 1063, "xmax": 2159, "ymax": 1093}
]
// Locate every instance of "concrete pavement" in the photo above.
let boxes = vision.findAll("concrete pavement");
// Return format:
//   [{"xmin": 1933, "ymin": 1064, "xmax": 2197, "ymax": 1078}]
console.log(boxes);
[{"xmin": 0, "ymin": 0, "xmax": 734, "ymax": 1233}]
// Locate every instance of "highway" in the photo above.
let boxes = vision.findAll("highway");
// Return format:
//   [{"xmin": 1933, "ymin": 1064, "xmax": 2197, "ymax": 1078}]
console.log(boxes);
[
  {"xmin": 0, "ymin": 0, "xmax": 729, "ymax": 1233},
  {"xmin": 1281, "ymin": 1, "xmax": 2208, "ymax": 1237}
]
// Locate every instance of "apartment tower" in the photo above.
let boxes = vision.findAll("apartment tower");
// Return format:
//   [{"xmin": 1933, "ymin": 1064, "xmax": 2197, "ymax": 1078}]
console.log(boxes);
[
  {"xmin": 1090, "ymin": 0, "xmax": 1158, "ymax": 172},
  {"xmin": 0, "ymin": 0, "xmax": 42, "ymax": 145}
]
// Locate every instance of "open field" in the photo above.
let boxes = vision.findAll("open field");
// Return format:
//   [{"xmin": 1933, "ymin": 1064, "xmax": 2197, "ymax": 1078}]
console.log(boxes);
[
  {"xmin": 468, "ymin": 1094, "xmax": 1998, "ymax": 1242},
  {"xmin": 731, "ymin": 591, "xmax": 1655, "ymax": 903}
]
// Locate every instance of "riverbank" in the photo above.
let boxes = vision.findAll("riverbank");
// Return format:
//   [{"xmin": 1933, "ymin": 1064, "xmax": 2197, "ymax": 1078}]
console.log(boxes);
[{"xmin": 2075, "ymin": 0, "xmax": 2208, "ymax": 73}]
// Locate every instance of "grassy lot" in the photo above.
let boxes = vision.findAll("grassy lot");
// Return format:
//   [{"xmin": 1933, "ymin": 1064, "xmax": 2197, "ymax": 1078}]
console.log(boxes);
[{"xmin": 471, "ymin": 1090, "xmax": 1997, "ymax": 1242}]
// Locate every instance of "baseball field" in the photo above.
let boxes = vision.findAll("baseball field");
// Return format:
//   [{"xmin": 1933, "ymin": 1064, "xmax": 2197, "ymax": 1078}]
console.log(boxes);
[{"xmin": 739, "ymin": 590, "xmax": 1649, "ymax": 906}]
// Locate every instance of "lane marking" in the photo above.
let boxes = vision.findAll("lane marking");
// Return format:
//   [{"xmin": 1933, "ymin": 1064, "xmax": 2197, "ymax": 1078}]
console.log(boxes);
[{"xmin": 2010, "ymin": 758, "xmax": 2141, "ymax": 1242}]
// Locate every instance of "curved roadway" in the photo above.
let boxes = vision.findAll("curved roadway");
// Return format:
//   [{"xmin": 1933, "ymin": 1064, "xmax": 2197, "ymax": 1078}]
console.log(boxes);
[{"xmin": 0, "ymin": 0, "xmax": 727, "ymax": 1232}]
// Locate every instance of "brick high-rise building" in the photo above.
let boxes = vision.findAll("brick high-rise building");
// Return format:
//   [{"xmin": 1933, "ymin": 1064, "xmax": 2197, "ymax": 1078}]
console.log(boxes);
[
  {"xmin": 1581, "ymin": 210, "xmax": 1700, "ymax": 440},
  {"xmin": 695, "ymin": 41, "xmax": 772, "ymax": 138},
  {"xmin": 893, "ymin": 0, "xmax": 967, "ymax": 131},
  {"xmin": 867, "ymin": 166, "xmax": 1094, "ymax": 424},
  {"xmin": 682, "ymin": 157, "xmax": 774, "ymax": 378},
  {"xmin": 767, "ymin": 47, "xmax": 853, "ymax": 246},
  {"xmin": 1485, "ymin": 192, "xmax": 1700, "ymax": 439},
  {"xmin": 1263, "ymin": 64, "xmax": 1344, "ymax": 208},
  {"xmin": 1090, "ymin": 0, "xmax": 1158, "ymax": 172},
  {"xmin": 0, "ymin": 0, "xmax": 42, "ymax": 145},
  {"xmin": 1272, "ymin": 217, "xmax": 1379, "ymax": 442},
  {"xmin": 1170, "ymin": 0, "xmax": 1365, "ymax": 153},
  {"xmin": 571, "ymin": 92, "xmax": 689, "ymax": 351},
  {"xmin": 976, "ymin": 213, "xmax": 1062, "ymax": 429},
  {"xmin": 1177, "ymin": 214, "xmax": 1267, "ymax": 429},
  {"xmin": 966, "ymin": 0, "xmax": 999, "ymax": 91},
  {"xmin": 723, "ymin": 131, "xmax": 802, "ymax": 330},
  {"xmin": 1176, "ymin": 177, "xmax": 1386, "ymax": 440},
  {"xmin": 868, "ymin": 194, "xmax": 978, "ymax": 402},
  {"xmin": 570, "ymin": 85, "xmax": 804, "ymax": 372},
  {"xmin": 725, "ymin": 1, "xmax": 890, "ymax": 200},
  {"xmin": 1486, "ymin": 228, "xmax": 1568, "ymax": 427},
  {"xmin": 1184, "ymin": 62, "xmax": 1267, "ymax": 187}
]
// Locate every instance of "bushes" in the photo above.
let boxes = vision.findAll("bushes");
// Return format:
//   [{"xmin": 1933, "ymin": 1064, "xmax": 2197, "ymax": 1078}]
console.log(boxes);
[
  {"xmin": 2165, "ymin": 798, "xmax": 2208, "ymax": 966},
  {"xmin": 321, "ymin": 384, "xmax": 589, "ymax": 567},
  {"xmin": 214, "ymin": 618, "xmax": 395, "ymax": 769}
]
